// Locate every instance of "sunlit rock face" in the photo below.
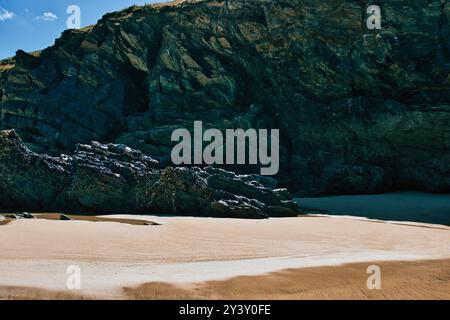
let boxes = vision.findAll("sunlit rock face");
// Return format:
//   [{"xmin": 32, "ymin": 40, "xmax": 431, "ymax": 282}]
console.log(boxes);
[{"xmin": 1, "ymin": 0, "xmax": 449, "ymax": 195}]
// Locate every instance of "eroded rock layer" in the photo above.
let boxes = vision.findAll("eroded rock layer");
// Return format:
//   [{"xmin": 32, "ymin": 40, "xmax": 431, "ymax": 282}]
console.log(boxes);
[{"xmin": 0, "ymin": 130, "xmax": 298, "ymax": 218}]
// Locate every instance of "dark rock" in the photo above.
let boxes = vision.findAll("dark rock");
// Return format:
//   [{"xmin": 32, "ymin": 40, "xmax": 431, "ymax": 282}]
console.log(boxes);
[
  {"xmin": 0, "ymin": 0, "xmax": 449, "ymax": 196},
  {"xmin": 3, "ymin": 214, "xmax": 17, "ymax": 219},
  {"xmin": 16, "ymin": 212, "xmax": 34, "ymax": 219},
  {"xmin": 0, "ymin": 130, "xmax": 299, "ymax": 218},
  {"xmin": 59, "ymin": 214, "xmax": 71, "ymax": 221}
]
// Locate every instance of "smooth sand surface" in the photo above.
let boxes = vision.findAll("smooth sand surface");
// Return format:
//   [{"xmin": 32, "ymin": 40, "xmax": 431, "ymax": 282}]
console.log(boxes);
[
  {"xmin": 0, "ymin": 214, "xmax": 449, "ymax": 299},
  {"xmin": 297, "ymin": 192, "xmax": 450, "ymax": 225}
]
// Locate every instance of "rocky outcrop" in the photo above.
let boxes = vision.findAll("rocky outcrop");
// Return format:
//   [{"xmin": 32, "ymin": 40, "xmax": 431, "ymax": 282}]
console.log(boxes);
[
  {"xmin": 0, "ymin": 0, "xmax": 449, "ymax": 195},
  {"xmin": 0, "ymin": 130, "xmax": 299, "ymax": 218}
]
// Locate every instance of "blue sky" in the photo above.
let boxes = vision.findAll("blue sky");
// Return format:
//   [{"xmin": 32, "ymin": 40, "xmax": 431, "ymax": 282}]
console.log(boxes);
[{"xmin": 0, "ymin": 0, "xmax": 164, "ymax": 59}]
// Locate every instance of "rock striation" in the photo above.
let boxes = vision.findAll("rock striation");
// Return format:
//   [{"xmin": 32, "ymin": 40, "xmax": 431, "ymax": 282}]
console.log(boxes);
[
  {"xmin": 0, "ymin": 130, "xmax": 299, "ymax": 218},
  {"xmin": 0, "ymin": 0, "xmax": 449, "ymax": 195}
]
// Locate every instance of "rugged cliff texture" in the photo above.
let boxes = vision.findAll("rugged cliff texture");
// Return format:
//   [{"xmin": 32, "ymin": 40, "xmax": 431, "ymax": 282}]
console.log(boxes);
[
  {"xmin": 0, "ymin": 130, "xmax": 298, "ymax": 217},
  {"xmin": 1, "ymin": 0, "xmax": 449, "ymax": 195}
]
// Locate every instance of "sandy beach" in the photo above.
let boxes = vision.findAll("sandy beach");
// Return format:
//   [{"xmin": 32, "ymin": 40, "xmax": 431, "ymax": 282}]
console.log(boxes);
[
  {"xmin": 0, "ymin": 0, "xmax": 449, "ymax": 304},
  {"xmin": 0, "ymin": 210, "xmax": 449, "ymax": 299}
]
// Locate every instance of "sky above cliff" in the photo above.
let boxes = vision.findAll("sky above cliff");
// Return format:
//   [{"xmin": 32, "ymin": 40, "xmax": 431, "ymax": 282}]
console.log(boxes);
[{"xmin": 0, "ymin": 0, "xmax": 163, "ymax": 59}]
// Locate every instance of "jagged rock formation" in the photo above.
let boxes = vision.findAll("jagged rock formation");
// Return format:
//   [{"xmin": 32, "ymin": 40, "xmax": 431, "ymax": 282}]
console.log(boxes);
[
  {"xmin": 0, "ymin": 0, "xmax": 449, "ymax": 195},
  {"xmin": 0, "ymin": 130, "xmax": 299, "ymax": 218}
]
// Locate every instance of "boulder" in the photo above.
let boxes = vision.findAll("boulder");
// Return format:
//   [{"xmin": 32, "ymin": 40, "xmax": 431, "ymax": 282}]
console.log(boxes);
[{"xmin": 16, "ymin": 212, "xmax": 35, "ymax": 219}]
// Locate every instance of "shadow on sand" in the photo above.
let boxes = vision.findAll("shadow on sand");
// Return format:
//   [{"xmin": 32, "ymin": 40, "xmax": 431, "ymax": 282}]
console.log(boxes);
[{"xmin": 297, "ymin": 192, "xmax": 450, "ymax": 226}]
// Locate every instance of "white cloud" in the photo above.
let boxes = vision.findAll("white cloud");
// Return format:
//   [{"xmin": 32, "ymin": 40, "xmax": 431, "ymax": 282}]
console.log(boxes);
[
  {"xmin": 0, "ymin": 7, "xmax": 15, "ymax": 21},
  {"xmin": 36, "ymin": 11, "xmax": 58, "ymax": 22}
]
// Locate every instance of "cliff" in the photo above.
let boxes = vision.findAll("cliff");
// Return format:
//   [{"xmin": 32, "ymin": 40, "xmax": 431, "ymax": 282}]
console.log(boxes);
[{"xmin": 1, "ymin": 0, "xmax": 449, "ymax": 195}]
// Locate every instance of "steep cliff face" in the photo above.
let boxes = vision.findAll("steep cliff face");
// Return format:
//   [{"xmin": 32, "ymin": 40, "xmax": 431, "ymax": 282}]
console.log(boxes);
[{"xmin": 1, "ymin": 0, "xmax": 449, "ymax": 195}]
